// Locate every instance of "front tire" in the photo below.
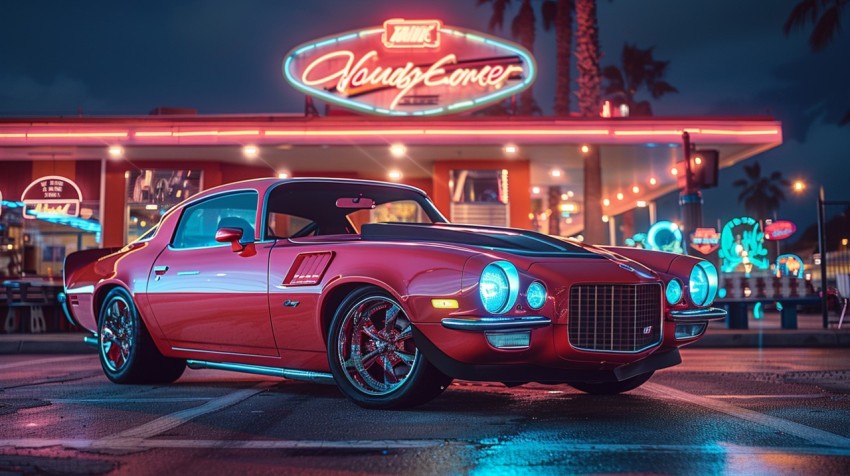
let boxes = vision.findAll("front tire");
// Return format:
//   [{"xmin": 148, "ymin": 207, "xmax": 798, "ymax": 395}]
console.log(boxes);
[
  {"xmin": 98, "ymin": 287, "xmax": 185, "ymax": 384},
  {"xmin": 327, "ymin": 287, "xmax": 452, "ymax": 409},
  {"xmin": 567, "ymin": 371, "xmax": 654, "ymax": 395}
]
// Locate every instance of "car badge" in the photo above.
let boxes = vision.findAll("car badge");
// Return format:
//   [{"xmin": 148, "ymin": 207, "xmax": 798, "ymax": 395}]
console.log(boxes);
[{"xmin": 643, "ymin": 326, "xmax": 653, "ymax": 335}]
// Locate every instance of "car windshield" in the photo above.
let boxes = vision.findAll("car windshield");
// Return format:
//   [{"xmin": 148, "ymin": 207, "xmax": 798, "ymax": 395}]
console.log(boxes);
[{"xmin": 265, "ymin": 181, "xmax": 445, "ymax": 239}]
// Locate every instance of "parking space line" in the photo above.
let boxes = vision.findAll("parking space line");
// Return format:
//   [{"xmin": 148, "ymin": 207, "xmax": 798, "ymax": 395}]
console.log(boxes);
[
  {"xmin": 704, "ymin": 394, "xmax": 828, "ymax": 400},
  {"xmin": 643, "ymin": 383, "xmax": 850, "ymax": 449},
  {"xmin": 51, "ymin": 397, "xmax": 215, "ymax": 404},
  {"xmin": 0, "ymin": 356, "xmax": 91, "ymax": 371},
  {"xmin": 98, "ymin": 382, "xmax": 274, "ymax": 441}
]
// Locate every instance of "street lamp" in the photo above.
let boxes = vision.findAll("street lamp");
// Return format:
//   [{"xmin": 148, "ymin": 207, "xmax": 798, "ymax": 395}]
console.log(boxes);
[{"xmin": 793, "ymin": 180, "xmax": 806, "ymax": 193}]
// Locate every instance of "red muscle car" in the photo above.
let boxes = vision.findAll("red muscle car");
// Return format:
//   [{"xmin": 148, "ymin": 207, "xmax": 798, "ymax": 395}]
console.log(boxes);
[{"xmin": 62, "ymin": 178, "xmax": 725, "ymax": 409}]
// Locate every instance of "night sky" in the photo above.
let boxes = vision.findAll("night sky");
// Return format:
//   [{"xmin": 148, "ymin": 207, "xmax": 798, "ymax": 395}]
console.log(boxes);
[{"xmin": 2, "ymin": 0, "xmax": 847, "ymax": 235}]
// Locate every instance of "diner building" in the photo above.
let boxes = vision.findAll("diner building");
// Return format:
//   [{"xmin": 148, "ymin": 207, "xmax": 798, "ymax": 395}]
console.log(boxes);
[{"xmin": 0, "ymin": 18, "xmax": 783, "ymax": 282}]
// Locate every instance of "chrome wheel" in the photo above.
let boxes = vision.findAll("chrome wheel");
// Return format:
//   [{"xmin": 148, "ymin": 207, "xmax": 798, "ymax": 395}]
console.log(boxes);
[
  {"xmin": 100, "ymin": 295, "xmax": 135, "ymax": 373},
  {"xmin": 336, "ymin": 296, "xmax": 417, "ymax": 396}
]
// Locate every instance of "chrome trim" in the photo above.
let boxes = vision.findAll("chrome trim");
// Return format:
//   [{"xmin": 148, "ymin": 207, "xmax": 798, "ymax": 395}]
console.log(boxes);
[
  {"xmin": 176, "ymin": 271, "xmax": 200, "ymax": 276},
  {"xmin": 66, "ymin": 285, "xmax": 95, "ymax": 294},
  {"xmin": 441, "ymin": 316, "xmax": 551, "ymax": 331},
  {"xmin": 172, "ymin": 346, "xmax": 279, "ymax": 359},
  {"xmin": 669, "ymin": 307, "xmax": 727, "ymax": 321},
  {"xmin": 186, "ymin": 360, "xmax": 335, "ymax": 384},
  {"xmin": 83, "ymin": 335, "xmax": 98, "ymax": 346}
]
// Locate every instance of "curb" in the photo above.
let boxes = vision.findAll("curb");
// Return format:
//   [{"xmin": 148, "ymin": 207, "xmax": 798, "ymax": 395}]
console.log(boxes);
[
  {"xmin": 0, "ymin": 335, "xmax": 96, "ymax": 354},
  {"xmin": 690, "ymin": 331, "xmax": 850, "ymax": 348}
]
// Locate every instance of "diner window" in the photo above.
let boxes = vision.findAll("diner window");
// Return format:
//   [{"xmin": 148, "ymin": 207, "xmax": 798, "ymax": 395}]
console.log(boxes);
[
  {"xmin": 126, "ymin": 169, "xmax": 202, "ymax": 243},
  {"xmin": 172, "ymin": 192, "xmax": 257, "ymax": 249},
  {"xmin": 449, "ymin": 169, "xmax": 510, "ymax": 227},
  {"xmin": 0, "ymin": 174, "xmax": 101, "ymax": 280}
]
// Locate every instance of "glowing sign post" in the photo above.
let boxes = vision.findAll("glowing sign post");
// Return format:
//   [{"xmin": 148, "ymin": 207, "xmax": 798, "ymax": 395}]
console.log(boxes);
[
  {"xmin": 22, "ymin": 176, "xmax": 83, "ymax": 220},
  {"xmin": 718, "ymin": 216, "xmax": 769, "ymax": 275},
  {"xmin": 283, "ymin": 19, "xmax": 537, "ymax": 116}
]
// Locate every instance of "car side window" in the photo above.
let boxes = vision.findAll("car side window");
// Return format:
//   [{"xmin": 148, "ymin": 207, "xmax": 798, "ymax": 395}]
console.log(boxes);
[{"xmin": 172, "ymin": 191, "xmax": 258, "ymax": 249}]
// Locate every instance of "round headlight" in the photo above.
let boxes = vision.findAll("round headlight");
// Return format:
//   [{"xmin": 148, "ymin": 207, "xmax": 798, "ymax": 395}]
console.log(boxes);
[
  {"xmin": 666, "ymin": 278, "xmax": 683, "ymax": 305},
  {"xmin": 526, "ymin": 281, "xmax": 547, "ymax": 310},
  {"xmin": 479, "ymin": 261, "xmax": 519, "ymax": 314},
  {"xmin": 689, "ymin": 261, "xmax": 718, "ymax": 306}
]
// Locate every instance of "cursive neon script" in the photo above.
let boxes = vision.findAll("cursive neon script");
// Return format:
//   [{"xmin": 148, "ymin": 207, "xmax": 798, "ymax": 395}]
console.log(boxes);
[
  {"xmin": 33, "ymin": 202, "xmax": 73, "ymax": 216},
  {"xmin": 301, "ymin": 50, "xmax": 524, "ymax": 110}
]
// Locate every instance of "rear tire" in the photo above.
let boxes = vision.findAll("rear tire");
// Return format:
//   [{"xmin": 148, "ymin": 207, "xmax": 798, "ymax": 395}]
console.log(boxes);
[
  {"xmin": 567, "ymin": 371, "xmax": 654, "ymax": 395},
  {"xmin": 327, "ymin": 287, "xmax": 452, "ymax": 409},
  {"xmin": 98, "ymin": 287, "xmax": 185, "ymax": 384}
]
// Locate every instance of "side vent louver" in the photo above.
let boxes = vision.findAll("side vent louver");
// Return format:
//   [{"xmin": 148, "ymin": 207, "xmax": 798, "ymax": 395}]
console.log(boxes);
[{"xmin": 283, "ymin": 252, "xmax": 334, "ymax": 286}]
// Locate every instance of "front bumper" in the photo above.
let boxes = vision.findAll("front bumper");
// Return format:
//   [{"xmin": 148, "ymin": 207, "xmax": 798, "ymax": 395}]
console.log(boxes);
[
  {"xmin": 669, "ymin": 307, "xmax": 727, "ymax": 321},
  {"xmin": 413, "ymin": 326, "xmax": 681, "ymax": 384}
]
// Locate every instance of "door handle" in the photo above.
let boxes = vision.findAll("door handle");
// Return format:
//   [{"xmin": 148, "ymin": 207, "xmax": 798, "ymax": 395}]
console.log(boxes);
[{"xmin": 153, "ymin": 265, "xmax": 169, "ymax": 276}]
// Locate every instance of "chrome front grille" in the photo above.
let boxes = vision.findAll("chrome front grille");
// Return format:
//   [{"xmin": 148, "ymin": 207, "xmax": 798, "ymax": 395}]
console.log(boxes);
[{"xmin": 568, "ymin": 283, "xmax": 662, "ymax": 353}]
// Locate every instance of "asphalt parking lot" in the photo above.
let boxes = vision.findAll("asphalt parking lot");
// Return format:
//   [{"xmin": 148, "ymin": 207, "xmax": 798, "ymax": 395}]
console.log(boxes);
[{"xmin": 1, "ymin": 348, "xmax": 849, "ymax": 475}]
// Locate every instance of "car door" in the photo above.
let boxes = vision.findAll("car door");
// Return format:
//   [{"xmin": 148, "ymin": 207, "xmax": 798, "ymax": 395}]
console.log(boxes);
[{"xmin": 146, "ymin": 190, "xmax": 278, "ymax": 357}]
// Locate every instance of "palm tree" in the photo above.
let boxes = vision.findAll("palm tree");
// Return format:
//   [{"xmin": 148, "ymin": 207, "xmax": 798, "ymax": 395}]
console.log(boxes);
[
  {"xmin": 602, "ymin": 43, "xmax": 678, "ymax": 116},
  {"xmin": 784, "ymin": 0, "xmax": 850, "ymax": 124},
  {"xmin": 575, "ymin": 0, "xmax": 604, "ymax": 244},
  {"xmin": 478, "ymin": 0, "xmax": 543, "ymax": 115},
  {"xmin": 541, "ymin": 0, "xmax": 573, "ymax": 116},
  {"xmin": 732, "ymin": 161, "xmax": 792, "ymax": 220}
]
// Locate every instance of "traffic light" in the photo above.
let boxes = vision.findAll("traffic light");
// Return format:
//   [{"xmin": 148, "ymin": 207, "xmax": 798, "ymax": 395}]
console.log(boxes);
[{"xmin": 691, "ymin": 149, "xmax": 719, "ymax": 188}]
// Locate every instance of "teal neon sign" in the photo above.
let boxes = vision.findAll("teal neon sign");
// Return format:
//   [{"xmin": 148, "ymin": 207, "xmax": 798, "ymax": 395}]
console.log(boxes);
[
  {"xmin": 282, "ymin": 19, "xmax": 537, "ymax": 116},
  {"xmin": 718, "ymin": 216, "xmax": 769, "ymax": 274},
  {"xmin": 645, "ymin": 221, "xmax": 684, "ymax": 254}
]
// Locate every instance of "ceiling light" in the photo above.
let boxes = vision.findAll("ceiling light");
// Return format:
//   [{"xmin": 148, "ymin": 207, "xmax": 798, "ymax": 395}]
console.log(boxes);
[
  {"xmin": 637, "ymin": 200, "xmax": 647, "ymax": 207},
  {"xmin": 503, "ymin": 144, "xmax": 519, "ymax": 155},
  {"xmin": 670, "ymin": 167, "xmax": 679, "ymax": 176},
  {"xmin": 602, "ymin": 198, "xmax": 610, "ymax": 207},
  {"xmin": 242, "ymin": 145, "xmax": 259, "ymax": 160},
  {"xmin": 277, "ymin": 171, "xmax": 290, "ymax": 179},
  {"xmin": 561, "ymin": 193, "xmax": 568, "ymax": 200},
  {"xmin": 632, "ymin": 185, "xmax": 640, "ymax": 194},
  {"xmin": 108, "ymin": 145, "xmax": 123, "ymax": 158},
  {"xmin": 388, "ymin": 169, "xmax": 403, "ymax": 181},
  {"xmin": 550, "ymin": 169, "xmax": 562, "ymax": 178},
  {"xmin": 580, "ymin": 145, "xmax": 590, "ymax": 154},
  {"xmin": 532, "ymin": 186, "xmax": 541, "ymax": 194},
  {"xmin": 602, "ymin": 215, "xmax": 609, "ymax": 223},
  {"xmin": 390, "ymin": 143, "xmax": 406, "ymax": 158},
  {"xmin": 649, "ymin": 177, "xmax": 657, "ymax": 185},
  {"xmin": 616, "ymin": 192, "xmax": 624, "ymax": 200},
  {"xmin": 567, "ymin": 190, "xmax": 574, "ymax": 198}
]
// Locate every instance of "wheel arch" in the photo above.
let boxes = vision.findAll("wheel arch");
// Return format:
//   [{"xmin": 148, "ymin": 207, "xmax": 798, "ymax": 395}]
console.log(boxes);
[{"xmin": 318, "ymin": 277, "xmax": 409, "ymax": 345}]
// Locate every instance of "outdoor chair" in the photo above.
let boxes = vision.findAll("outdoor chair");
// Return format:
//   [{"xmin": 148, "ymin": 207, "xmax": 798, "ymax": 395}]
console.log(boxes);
[
  {"xmin": 3, "ymin": 281, "xmax": 49, "ymax": 333},
  {"xmin": 837, "ymin": 274, "xmax": 849, "ymax": 330}
]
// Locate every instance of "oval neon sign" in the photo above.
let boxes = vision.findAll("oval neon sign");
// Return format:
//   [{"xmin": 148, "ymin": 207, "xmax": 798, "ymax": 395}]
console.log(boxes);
[
  {"xmin": 282, "ymin": 19, "xmax": 537, "ymax": 116},
  {"xmin": 764, "ymin": 220, "xmax": 796, "ymax": 241}
]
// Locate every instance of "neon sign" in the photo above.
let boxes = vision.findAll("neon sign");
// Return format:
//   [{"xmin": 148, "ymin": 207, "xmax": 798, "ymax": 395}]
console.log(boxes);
[
  {"xmin": 719, "ymin": 216, "xmax": 769, "ymax": 274},
  {"xmin": 646, "ymin": 221, "xmax": 684, "ymax": 254},
  {"xmin": 382, "ymin": 19, "xmax": 441, "ymax": 49},
  {"xmin": 776, "ymin": 254, "xmax": 804, "ymax": 278},
  {"xmin": 283, "ymin": 19, "xmax": 536, "ymax": 116},
  {"xmin": 764, "ymin": 220, "xmax": 796, "ymax": 241},
  {"xmin": 690, "ymin": 227, "xmax": 720, "ymax": 254},
  {"xmin": 22, "ymin": 176, "xmax": 83, "ymax": 220}
]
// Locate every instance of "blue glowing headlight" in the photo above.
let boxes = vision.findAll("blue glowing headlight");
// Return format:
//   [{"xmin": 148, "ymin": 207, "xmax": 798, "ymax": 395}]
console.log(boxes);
[
  {"xmin": 666, "ymin": 278, "xmax": 683, "ymax": 305},
  {"xmin": 479, "ymin": 261, "xmax": 519, "ymax": 314},
  {"xmin": 526, "ymin": 281, "xmax": 547, "ymax": 310},
  {"xmin": 689, "ymin": 261, "xmax": 718, "ymax": 306}
]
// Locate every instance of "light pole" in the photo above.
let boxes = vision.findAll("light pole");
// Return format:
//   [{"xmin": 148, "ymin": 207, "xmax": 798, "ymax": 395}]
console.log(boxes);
[
  {"xmin": 679, "ymin": 131, "xmax": 702, "ymax": 250},
  {"xmin": 817, "ymin": 185, "xmax": 828, "ymax": 328}
]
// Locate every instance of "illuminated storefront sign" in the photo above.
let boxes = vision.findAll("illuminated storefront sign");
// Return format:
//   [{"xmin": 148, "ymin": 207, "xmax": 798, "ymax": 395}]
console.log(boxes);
[
  {"xmin": 21, "ymin": 176, "xmax": 83, "ymax": 219},
  {"xmin": 764, "ymin": 220, "xmax": 796, "ymax": 241},
  {"xmin": 776, "ymin": 254, "xmax": 804, "ymax": 278},
  {"xmin": 718, "ymin": 216, "xmax": 769, "ymax": 274},
  {"xmin": 646, "ymin": 221, "xmax": 684, "ymax": 254},
  {"xmin": 283, "ymin": 18, "xmax": 537, "ymax": 116},
  {"xmin": 689, "ymin": 227, "xmax": 720, "ymax": 254}
]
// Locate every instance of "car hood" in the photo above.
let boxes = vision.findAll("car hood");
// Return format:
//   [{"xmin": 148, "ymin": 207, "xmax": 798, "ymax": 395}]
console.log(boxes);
[{"xmin": 361, "ymin": 222, "xmax": 596, "ymax": 257}]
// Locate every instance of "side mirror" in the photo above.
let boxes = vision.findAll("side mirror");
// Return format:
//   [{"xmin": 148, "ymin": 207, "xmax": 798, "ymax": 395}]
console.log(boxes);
[{"xmin": 215, "ymin": 227, "xmax": 245, "ymax": 252}]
